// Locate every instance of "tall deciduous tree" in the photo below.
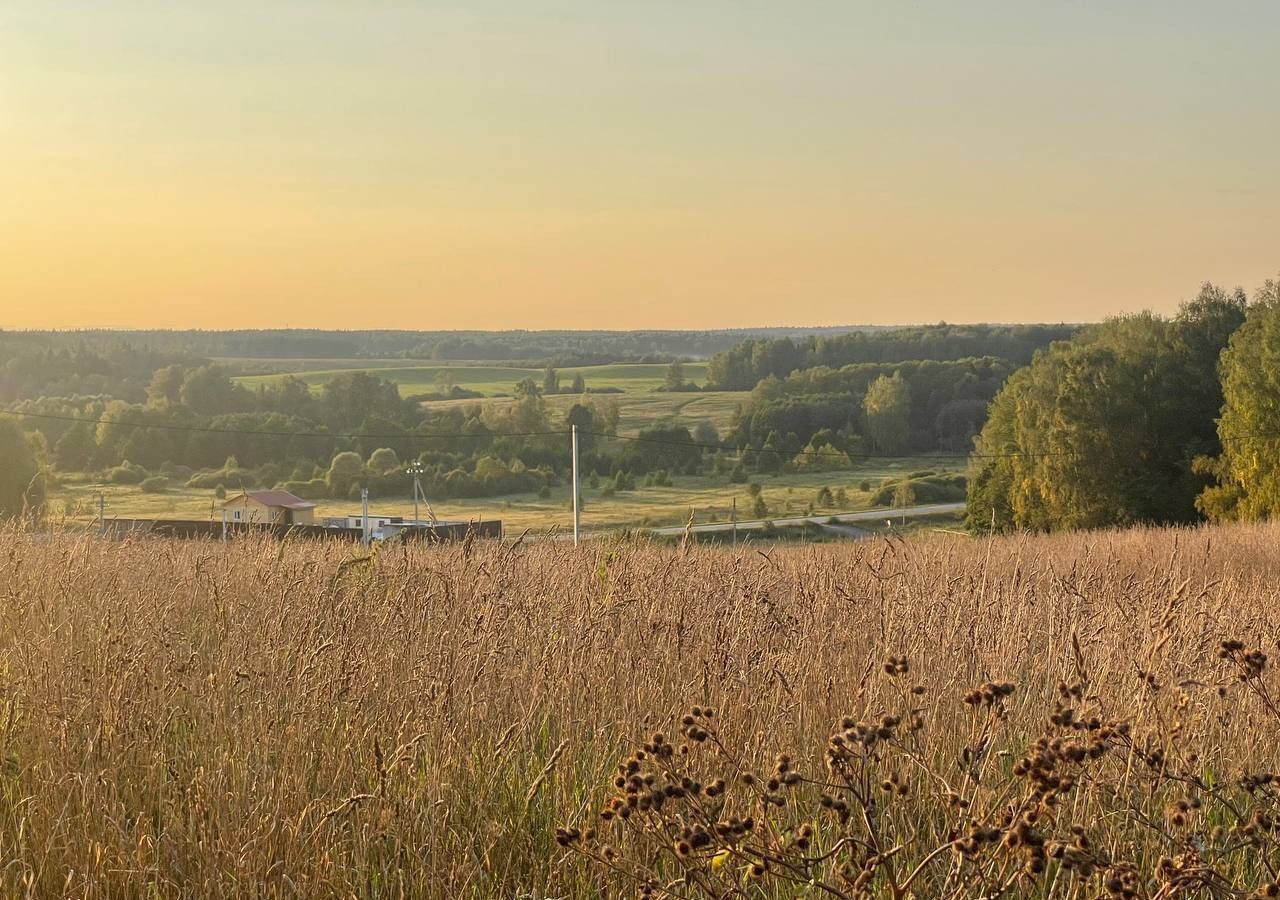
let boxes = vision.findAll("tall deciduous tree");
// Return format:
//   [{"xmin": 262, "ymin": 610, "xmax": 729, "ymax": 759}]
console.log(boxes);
[
  {"xmin": 1197, "ymin": 277, "xmax": 1280, "ymax": 521},
  {"xmin": 862, "ymin": 373, "xmax": 911, "ymax": 455},
  {"xmin": 53, "ymin": 421, "xmax": 96, "ymax": 471},
  {"xmin": 664, "ymin": 361, "xmax": 686, "ymax": 391},
  {"xmin": 0, "ymin": 419, "xmax": 41, "ymax": 519},
  {"xmin": 968, "ymin": 287, "xmax": 1247, "ymax": 533},
  {"xmin": 326, "ymin": 451, "xmax": 365, "ymax": 496},
  {"xmin": 322, "ymin": 372, "xmax": 404, "ymax": 431},
  {"xmin": 180, "ymin": 365, "xmax": 250, "ymax": 416}
]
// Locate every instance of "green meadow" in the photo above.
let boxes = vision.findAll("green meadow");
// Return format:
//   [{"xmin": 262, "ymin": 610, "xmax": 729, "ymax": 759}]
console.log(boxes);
[{"xmin": 232, "ymin": 362, "xmax": 710, "ymax": 398}]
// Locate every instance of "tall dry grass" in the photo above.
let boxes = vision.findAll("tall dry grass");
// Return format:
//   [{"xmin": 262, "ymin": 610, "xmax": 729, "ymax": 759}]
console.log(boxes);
[{"xmin": 0, "ymin": 524, "xmax": 1278, "ymax": 897}]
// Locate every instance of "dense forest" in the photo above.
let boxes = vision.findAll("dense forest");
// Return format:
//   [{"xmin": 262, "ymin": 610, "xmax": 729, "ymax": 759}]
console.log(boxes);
[{"xmin": 968, "ymin": 277, "xmax": 1280, "ymax": 532}]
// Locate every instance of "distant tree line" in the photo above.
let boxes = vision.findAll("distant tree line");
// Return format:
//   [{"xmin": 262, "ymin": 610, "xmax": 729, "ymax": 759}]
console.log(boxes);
[
  {"xmin": 704, "ymin": 324, "xmax": 1077, "ymax": 390},
  {"xmin": 0, "ymin": 326, "xmax": 884, "ymax": 374}
]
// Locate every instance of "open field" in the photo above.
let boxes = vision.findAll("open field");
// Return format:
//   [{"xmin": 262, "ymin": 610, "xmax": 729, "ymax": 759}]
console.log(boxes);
[
  {"xmin": 232, "ymin": 362, "xmax": 711, "ymax": 398},
  {"xmin": 3, "ymin": 523, "xmax": 1280, "ymax": 898},
  {"xmin": 49, "ymin": 456, "xmax": 963, "ymax": 532},
  {"xmin": 419, "ymin": 389, "xmax": 749, "ymax": 437}
]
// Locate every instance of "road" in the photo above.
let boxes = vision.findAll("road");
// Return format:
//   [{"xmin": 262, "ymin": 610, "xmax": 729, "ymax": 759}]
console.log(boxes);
[{"xmin": 644, "ymin": 502, "xmax": 966, "ymax": 538}]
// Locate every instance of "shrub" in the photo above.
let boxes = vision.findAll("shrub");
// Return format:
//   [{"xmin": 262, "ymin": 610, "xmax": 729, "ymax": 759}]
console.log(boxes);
[
  {"xmin": 159, "ymin": 462, "xmax": 193, "ymax": 482},
  {"xmin": 276, "ymin": 480, "xmax": 326, "ymax": 501},
  {"xmin": 106, "ymin": 461, "xmax": 146, "ymax": 485},
  {"xmin": 872, "ymin": 473, "xmax": 967, "ymax": 506},
  {"xmin": 188, "ymin": 467, "xmax": 256, "ymax": 489},
  {"xmin": 368, "ymin": 447, "xmax": 400, "ymax": 474},
  {"xmin": 139, "ymin": 476, "xmax": 168, "ymax": 494}
]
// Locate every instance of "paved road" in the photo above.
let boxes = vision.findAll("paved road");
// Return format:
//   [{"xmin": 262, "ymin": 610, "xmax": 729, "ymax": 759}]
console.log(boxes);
[{"xmin": 644, "ymin": 502, "xmax": 966, "ymax": 538}]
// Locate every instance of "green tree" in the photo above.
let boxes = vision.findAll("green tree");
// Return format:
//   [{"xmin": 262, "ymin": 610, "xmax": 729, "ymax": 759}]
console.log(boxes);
[
  {"xmin": 514, "ymin": 377, "xmax": 542, "ymax": 401},
  {"xmin": 268, "ymin": 375, "xmax": 319, "ymax": 419},
  {"xmin": 863, "ymin": 373, "xmax": 912, "ymax": 455},
  {"xmin": 564, "ymin": 403, "xmax": 597, "ymax": 453},
  {"xmin": 968, "ymin": 301, "xmax": 1244, "ymax": 533},
  {"xmin": 146, "ymin": 365, "xmax": 186, "ymax": 408},
  {"xmin": 751, "ymin": 494, "xmax": 768, "ymax": 519},
  {"xmin": 543, "ymin": 366, "xmax": 560, "ymax": 395},
  {"xmin": 434, "ymin": 369, "xmax": 457, "ymax": 395},
  {"xmin": 585, "ymin": 397, "xmax": 620, "ymax": 436},
  {"xmin": 53, "ymin": 421, "xmax": 95, "ymax": 471},
  {"xmin": 1197, "ymin": 277, "xmax": 1280, "ymax": 521},
  {"xmin": 692, "ymin": 420, "xmax": 720, "ymax": 450},
  {"xmin": 0, "ymin": 419, "xmax": 41, "ymax": 519},
  {"xmin": 893, "ymin": 482, "xmax": 916, "ymax": 521},
  {"xmin": 664, "ymin": 361, "xmax": 686, "ymax": 391},
  {"xmin": 368, "ymin": 447, "xmax": 400, "ymax": 474},
  {"xmin": 750, "ymin": 431, "xmax": 783, "ymax": 473},
  {"xmin": 326, "ymin": 451, "xmax": 365, "ymax": 497},
  {"xmin": 620, "ymin": 425, "xmax": 700, "ymax": 474},
  {"xmin": 569, "ymin": 373, "xmax": 586, "ymax": 394},
  {"xmin": 180, "ymin": 365, "xmax": 250, "ymax": 415},
  {"xmin": 322, "ymin": 372, "xmax": 404, "ymax": 430}
]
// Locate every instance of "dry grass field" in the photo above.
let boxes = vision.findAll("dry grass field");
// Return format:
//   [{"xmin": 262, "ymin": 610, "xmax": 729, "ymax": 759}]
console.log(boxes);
[{"xmin": 3, "ymin": 524, "xmax": 1280, "ymax": 898}]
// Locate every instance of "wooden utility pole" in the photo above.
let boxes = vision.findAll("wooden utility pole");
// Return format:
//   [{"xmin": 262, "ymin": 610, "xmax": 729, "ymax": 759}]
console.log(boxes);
[{"xmin": 571, "ymin": 425, "xmax": 580, "ymax": 546}]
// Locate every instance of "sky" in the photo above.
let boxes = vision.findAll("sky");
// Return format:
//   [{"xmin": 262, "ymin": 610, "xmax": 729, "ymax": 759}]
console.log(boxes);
[{"xmin": 2, "ymin": 1, "xmax": 1278, "ymax": 330}]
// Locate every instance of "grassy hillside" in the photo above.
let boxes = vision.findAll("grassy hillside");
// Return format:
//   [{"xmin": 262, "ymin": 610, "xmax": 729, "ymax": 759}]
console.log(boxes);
[{"xmin": 2, "ymin": 523, "xmax": 1279, "ymax": 897}]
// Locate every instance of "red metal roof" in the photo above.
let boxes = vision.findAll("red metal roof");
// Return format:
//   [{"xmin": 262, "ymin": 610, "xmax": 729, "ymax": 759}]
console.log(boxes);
[{"xmin": 223, "ymin": 490, "xmax": 317, "ymax": 510}]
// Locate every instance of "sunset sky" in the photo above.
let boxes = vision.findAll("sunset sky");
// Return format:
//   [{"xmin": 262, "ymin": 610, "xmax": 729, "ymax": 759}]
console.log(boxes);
[{"xmin": 2, "ymin": 2, "xmax": 1278, "ymax": 330}]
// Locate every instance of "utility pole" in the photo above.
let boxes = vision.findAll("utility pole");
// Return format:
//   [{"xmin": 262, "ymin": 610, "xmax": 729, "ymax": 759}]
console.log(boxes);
[
  {"xmin": 731, "ymin": 497, "xmax": 737, "ymax": 547},
  {"xmin": 361, "ymin": 488, "xmax": 370, "ymax": 546},
  {"xmin": 411, "ymin": 463, "xmax": 419, "ymax": 525},
  {"xmin": 407, "ymin": 461, "xmax": 437, "ymax": 528},
  {"xmin": 571, "ymin": 424, "xmax": 580, "ymax": 546}
]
